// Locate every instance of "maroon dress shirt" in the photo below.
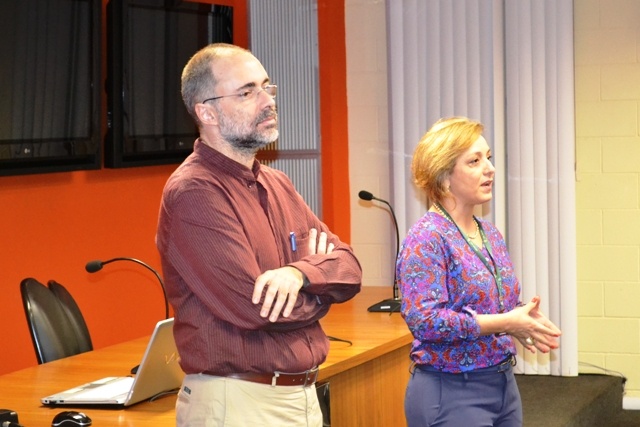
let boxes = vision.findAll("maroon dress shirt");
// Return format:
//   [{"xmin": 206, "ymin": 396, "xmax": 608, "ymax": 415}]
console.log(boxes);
[{"xmin": 156, "ymin": 139, "xmax": 362, "ymax": 375}]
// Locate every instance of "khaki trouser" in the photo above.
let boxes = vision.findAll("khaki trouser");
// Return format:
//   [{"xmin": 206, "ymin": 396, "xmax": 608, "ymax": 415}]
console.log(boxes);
[{"xmin": 176, "ymin": 373, "xmax": 323, "ymax": 427}]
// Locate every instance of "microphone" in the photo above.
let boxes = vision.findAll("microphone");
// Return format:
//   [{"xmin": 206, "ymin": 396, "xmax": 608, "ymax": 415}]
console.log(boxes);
[
  {"xmin": 85, "ymin": 257, "xmax": 169, "ymax": 320},
  {"xmin": 358, "ymin": 190, "xmax": 401, "ymax": 313}
]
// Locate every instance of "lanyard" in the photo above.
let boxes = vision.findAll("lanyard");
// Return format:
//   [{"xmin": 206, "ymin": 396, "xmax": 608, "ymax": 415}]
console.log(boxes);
[{"xmin": 435, "ymin": 204, "xmax": 505, "ymax": 312}]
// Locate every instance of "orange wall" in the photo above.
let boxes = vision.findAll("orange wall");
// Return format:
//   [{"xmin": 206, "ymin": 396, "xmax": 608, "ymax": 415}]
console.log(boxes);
[
  {"xmin": 318, "ymin": 0, "xmax": 351, "ymax": 242},
  {"xmin": 0, "ymin": 0, "xmax": 348, "ymax": 375},
  {"xmin": 0, "ymin": 166, "xmax": 177, "ymax": 373}
]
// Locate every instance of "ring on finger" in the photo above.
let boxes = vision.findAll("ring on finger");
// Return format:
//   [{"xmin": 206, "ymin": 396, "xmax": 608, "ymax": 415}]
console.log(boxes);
[{"xmin": 525, "ymin": 337, "xmax": 535, "ymax": 346}]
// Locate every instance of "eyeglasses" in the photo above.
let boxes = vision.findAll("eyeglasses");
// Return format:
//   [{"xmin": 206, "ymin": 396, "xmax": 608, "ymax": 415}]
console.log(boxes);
[{"xmin": 202, "ymin": 84, "xmax": 277, "ymax": 103}]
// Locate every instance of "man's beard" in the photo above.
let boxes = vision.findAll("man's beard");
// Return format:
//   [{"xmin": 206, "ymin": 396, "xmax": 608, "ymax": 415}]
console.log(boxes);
[{"xmin": 218, "ymin": 107, "xmax": 279, "ymax": 154}]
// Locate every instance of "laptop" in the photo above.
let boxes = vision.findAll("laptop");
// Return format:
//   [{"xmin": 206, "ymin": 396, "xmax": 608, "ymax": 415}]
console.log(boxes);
[{"xmin": 41, "ymin": 318, "xmax": 184, "ymax": 407}]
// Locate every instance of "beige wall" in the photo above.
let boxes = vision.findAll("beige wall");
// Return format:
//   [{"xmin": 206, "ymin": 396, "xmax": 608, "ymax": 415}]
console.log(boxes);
[
  {"xmin": 346, "ymin": 0, "xmax": 640, "ymax": 402},
  {"xmin": 346, "ymin": 0, "xmax": 394, "ymax": 288},
  {"xmin": 575, "ymin": 0, "xmax": 640, "ymax": 402}
]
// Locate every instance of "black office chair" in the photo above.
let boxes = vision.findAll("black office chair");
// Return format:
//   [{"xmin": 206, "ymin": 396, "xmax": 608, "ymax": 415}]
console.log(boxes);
[
  {"xmin": 47, "ymin": 280, "xmax": 93, "ymax": 353},
  {"xmin": 20, "ymin": 278, "xmax": 93, "ymax": 364}
]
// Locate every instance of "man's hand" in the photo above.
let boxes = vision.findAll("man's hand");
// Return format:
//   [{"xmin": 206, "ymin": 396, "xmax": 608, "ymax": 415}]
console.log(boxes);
[
  {"xmin": 308, "ymin": 228, "xmax": 334, "ymax": 255},
  {"xmin": 253, "ymin": 266, "xmax": 304, "ymax": 322},
  {"xmin": 252, "ymin": 228, "xmax": 335, "ymax": 322}
]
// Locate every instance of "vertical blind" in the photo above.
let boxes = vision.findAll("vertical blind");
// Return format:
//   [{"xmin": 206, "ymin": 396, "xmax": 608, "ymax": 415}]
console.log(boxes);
[{"xmin": 249, "ymin": 0, "xmax": 321, "ymax": 215}]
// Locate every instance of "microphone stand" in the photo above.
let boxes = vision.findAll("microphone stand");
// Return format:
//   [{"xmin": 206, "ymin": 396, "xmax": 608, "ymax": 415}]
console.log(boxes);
[
  {"xmin": 86, "ymin": 257, "xmax": 170, "ymax": 320},
  {"xmin": 86, "ymin": 257, "xmax": 169, "ymax": 374},
  {"xmin": 358, "ymin": 191, "xmax": 402, "ymax": 313}
]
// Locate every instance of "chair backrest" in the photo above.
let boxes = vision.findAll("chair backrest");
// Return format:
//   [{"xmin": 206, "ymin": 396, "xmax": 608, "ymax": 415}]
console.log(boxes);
[
  {"xmin": 20, "ymin": 278, "xmax": 92, "ymax": 364},
  {"xmin": 48, "ymin": 280, "xmax": 93, "ymax": 353}
]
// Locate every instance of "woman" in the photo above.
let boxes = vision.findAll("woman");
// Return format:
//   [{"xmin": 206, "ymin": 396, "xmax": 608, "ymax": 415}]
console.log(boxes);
[{"xmin": 397, "ymin": 117, "xmax": 561, "ymax": 427}]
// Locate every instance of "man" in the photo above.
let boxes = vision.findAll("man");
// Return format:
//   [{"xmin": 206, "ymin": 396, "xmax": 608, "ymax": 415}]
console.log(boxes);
[{"xmin": 156, "ymin": 43, "xmax": 362, "ymax": 426}]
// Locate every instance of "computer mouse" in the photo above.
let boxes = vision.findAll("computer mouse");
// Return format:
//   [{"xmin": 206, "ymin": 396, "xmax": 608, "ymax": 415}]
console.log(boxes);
[{"xmin": 51, "ymin": 411, "xmax": 92, "ymax": 427}]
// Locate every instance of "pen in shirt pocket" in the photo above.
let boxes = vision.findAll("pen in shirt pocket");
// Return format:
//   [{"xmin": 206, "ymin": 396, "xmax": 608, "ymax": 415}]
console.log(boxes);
[{"xmin": 289, "ymin": 231, "xmax": 297, "ymax": 252}]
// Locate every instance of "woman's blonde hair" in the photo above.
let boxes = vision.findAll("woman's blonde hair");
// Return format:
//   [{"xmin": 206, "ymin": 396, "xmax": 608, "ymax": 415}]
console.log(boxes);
[{"xmin": 411, "ymin": 116, "xmax": 484, "ymax": 204}]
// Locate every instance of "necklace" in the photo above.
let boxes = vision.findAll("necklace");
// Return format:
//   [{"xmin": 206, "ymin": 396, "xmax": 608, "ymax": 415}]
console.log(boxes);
[
  {"xmin": 433, "ymin": 203, "xmax": 479, "ymax": 239},
  {"xmin": 468, "ymin": 219, "xmax": 480, "ymax": 239}
]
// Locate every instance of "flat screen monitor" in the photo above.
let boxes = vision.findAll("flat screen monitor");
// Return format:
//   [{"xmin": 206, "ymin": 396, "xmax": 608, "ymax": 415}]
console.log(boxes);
[
  {"xmin": 105, "ymin": 0, "xmax": 233, "ymax": 168},
  {"xmin": 0, "ymin": 0, "xmax": 101, "ymax": 176}
]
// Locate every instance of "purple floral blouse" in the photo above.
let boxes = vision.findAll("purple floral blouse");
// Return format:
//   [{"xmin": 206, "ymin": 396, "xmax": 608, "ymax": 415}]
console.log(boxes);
[{"xmin": 396, "ymin": 212, "xmax": 520, "ymax": 373}]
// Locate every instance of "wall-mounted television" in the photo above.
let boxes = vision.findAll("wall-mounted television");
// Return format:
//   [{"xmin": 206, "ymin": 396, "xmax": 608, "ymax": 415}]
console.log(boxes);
[
  {"xmin": 105, "ymin": 0, "xmax": 233, "ymax": 168},
  {"xmin": 0, "ymin": 0, "xmax": 101, "ymax": 176}
]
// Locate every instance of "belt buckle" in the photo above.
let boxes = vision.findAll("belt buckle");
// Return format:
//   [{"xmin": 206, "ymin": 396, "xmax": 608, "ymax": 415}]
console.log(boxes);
[
  {"xmin": 498, "ymin": 356, "xmax": 515, "ymax": 372},
  {"xmin": 271, "ymin": 372, "xmax": 280, "ymax": 387},
  {"xmin": 271, "ymin": 367, "xmax": 319, "ymax": 387},
  {"xmin": 304, "ymin": 367, "xmax": 319, "ymax": 387}
]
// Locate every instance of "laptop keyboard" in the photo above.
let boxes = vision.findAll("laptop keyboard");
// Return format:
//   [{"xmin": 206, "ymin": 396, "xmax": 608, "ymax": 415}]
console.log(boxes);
[{"xmin": 73, "ymin": 376, "xmax": 134, "ymax": 400}]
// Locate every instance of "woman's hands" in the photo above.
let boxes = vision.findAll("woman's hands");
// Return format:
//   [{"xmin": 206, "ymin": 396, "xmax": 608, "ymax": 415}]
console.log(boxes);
[{"xmin": 507, "ymin": 296, "xmax": 562, "ymax": 353}]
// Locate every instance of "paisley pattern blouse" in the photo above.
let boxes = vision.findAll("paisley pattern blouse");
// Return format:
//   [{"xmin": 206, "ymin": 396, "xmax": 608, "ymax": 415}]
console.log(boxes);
[{"xmin": 396, "ymin": 212, "xmax": 520, "ymax": 373}]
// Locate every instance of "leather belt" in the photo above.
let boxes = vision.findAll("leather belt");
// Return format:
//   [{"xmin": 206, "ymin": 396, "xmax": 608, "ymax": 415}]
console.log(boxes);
[
  {"xmin": 217, "ymin": 367, "xmax": 319, "ymax": 387},
  {"xmin": 413, "ymin": 355, "xmax": 516, "ymax": 375}
]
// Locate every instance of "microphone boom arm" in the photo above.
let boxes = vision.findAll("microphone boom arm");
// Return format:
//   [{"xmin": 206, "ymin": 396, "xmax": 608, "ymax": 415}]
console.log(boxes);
[
  {"xmin": 375, "ymin": 199, "xmax": 400, "ymax": 300},
  {"xmin": 358, "ymin": 190, "xmax": 402, "ymax": 310},
  {"xmin": 87, "ymin": 257, "xmax": 169, "ymax": 319}
]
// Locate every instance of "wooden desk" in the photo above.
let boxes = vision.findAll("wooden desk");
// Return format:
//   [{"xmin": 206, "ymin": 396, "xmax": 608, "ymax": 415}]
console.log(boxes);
[
  {"xmin": 319, "ymin": 287, "xmax": 412, "ymax": 427},
  {"xmin": 0, "ymin": 287, "xmax": 411, "ymax": 426}
]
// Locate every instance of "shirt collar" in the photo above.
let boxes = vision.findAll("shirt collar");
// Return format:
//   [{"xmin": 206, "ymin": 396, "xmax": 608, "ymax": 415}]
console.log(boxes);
[{"xmin": 194, "ymin": 138, "xmax": 261, "ymax": 181}]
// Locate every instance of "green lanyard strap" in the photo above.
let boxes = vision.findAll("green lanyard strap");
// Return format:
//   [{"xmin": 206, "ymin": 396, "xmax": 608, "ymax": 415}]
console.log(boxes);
[{"xmin": 435, "ymin": 204, "xmax": 505, "ymax": 312}]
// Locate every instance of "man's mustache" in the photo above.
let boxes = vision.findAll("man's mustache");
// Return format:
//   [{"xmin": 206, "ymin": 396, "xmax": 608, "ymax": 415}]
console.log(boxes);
[{"xmin": 257, "ymin": 107, "xmax": 278, "ymax": 123}]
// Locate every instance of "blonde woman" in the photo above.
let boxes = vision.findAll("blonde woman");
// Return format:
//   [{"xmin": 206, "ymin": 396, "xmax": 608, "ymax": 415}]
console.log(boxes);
[{"xmin": 397, "ymin": 117, "xmax": 561, "ymax": 426}]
